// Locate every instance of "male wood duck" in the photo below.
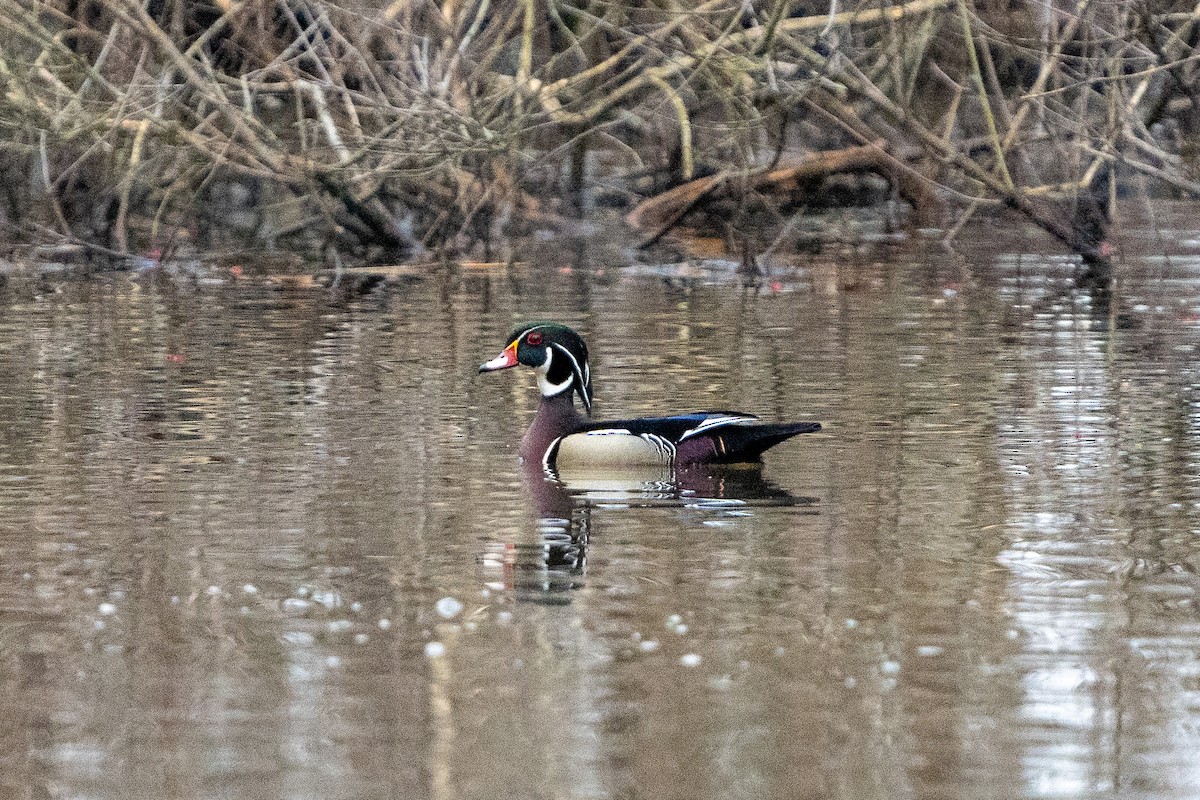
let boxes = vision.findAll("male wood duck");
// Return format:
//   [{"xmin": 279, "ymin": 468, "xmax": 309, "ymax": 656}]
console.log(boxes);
[{"xmin": 479, "ymin": 322, "xmax": 821, "ymax": 468}]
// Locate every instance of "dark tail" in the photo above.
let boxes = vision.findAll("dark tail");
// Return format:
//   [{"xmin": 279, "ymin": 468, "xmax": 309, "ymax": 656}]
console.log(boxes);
[{"xmin": 723, "ymin": 421, "xmax": 821, "ymax": 462}]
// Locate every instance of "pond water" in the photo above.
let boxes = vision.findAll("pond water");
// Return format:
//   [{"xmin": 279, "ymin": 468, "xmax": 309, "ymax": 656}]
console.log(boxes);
[{"xmin": 3, "ymin": 208, "xmax": 1200, "ymax": 800}]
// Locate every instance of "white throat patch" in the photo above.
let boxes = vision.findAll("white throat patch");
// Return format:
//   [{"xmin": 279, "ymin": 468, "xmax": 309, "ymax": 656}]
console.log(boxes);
[{"xmin": 536, "ymin": 347, "xmax": 573, "ymax": 398}]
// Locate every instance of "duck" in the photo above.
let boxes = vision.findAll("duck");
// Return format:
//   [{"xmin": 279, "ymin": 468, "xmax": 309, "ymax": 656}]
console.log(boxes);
[{"xmin": 479, "ymin": 322, "xmax": 821, "ymax": 469}]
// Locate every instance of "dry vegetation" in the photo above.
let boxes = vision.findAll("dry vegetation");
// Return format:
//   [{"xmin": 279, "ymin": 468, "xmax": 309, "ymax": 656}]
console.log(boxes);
[{"xmin": 1, "ymin": 0, "xmax": 1198, "ymax": 268}]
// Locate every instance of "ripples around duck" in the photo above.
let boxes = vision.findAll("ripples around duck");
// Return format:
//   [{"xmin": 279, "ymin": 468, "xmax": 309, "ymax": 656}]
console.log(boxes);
[{"xmin": 3, "ymin": 213, "xmax": 1200, "ymax": 799}]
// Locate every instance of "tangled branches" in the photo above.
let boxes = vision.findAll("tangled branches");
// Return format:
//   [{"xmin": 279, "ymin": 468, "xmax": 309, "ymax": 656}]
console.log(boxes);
[{"xmin": 0, "ymin": 0, "xmax": 1197, "ymax": 264}]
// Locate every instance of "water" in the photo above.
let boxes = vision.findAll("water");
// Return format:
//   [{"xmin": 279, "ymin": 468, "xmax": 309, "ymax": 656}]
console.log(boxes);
[{"xmin": 3, "ymin": 212, "xmax": 1200, "ymax": 799}]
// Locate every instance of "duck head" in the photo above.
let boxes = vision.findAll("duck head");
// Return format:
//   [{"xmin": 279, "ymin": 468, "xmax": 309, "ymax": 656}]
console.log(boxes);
[{"xmin": 479, "ymin": 322, "xmax": 593, "ymax": 413}]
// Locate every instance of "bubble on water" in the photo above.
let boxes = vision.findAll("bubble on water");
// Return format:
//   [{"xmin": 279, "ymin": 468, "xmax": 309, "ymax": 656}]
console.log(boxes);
[
  {"xmin": 881, "ymin": 660, "xmax": 901, "ymax": 675},
  {"xmin": 496, "ymin": 611, "xmax": 513, "ymax": 624},
  {"xmin": 424, "ymin": 641, "xmax": 446, "ymax": 658},
  {"xmin": 205, "ymin": 585, "xmax": 222, "ymax": 597},
  {"xmin": 354, "ymin": 633, "xmax": 370, "ymax": 645},
  {"xmin": 680, "ymin": 653, "xmax": 702, "ymax": 668},
  {"xmin": 916, "ymin": 645, "xmax": 944, "ymax": 657},
  {"xmin": 311, "ymin": 590, "xmax": 343, "ymax": 610},
  {"xmin": 282, "ymin": 631, "xmax": 314, "ymax": 646},
  {"xmin": 377, "ymin": 618, "xmax": 392, "ymax": 630},
  {"xmin": 639, "ymin": 640, "xmax": 660, "ymax": 653},
  {"xmin": 241, "ymin": 584, "xmax": 259, "ymax": 595},
  {"xmin": 350, "ymin": 601, "xmax": 362, "ymax": 613},
  {"xmin": 844, "ymin": 618, "xmax": 859, "ymax": 629},
  {"xmin": 282, "ymin": 598, "xmax": 311, "ymax": 614},
  {"xmin": 325, "ymin": 655, "xmax": 342, "ymax": 668},
  {"xmin": 97, "ymin": 602, "xmax": 117, "ymax": 617},
  {"xmin": 328, "ymin": 619, "xmax": 353, "ymax": 633},
  {"xmin": 436, "ymin": 597, "xmax": 464, "ymax": 620},
  {"xmin": 708, "ymin": 674, "xmax": 733, "ymax": 690},
  {"xmin": 666, "ymin": 614, "xmax": 683, "ymax": 628}
]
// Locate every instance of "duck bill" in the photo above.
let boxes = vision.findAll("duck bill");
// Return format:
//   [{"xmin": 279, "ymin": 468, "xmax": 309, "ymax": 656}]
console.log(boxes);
[{"xmin": 479, "ymin": 341, "xmax": 519, "ymax": 373}]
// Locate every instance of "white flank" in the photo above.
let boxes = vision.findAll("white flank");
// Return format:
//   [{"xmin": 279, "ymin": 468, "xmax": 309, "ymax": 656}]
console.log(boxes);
[
  {"xmin": 554, "ymin": 429, "xmax": 675, "ymax": 467},
  {"xmin": 639, "ymin": 433, "xmax": 677, "ymax": 460}
]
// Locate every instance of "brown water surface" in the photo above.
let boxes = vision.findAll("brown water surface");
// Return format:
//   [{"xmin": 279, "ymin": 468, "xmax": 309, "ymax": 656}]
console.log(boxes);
[{"xmin": 3, "ymin": 215, "xmax": 1200, "ymax": 800}]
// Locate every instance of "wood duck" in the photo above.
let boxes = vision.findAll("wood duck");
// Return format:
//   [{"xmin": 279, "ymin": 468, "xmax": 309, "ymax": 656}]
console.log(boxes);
[{"xmin": 479, "ymin": 322, "xmax": 821, "ymax": 468}]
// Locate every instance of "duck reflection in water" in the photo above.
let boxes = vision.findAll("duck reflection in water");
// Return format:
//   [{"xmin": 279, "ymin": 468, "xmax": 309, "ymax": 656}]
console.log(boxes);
[
  {"xmin": 480, "ymin": 461, "xmax": 814, "ymax": 603},
  {"xmin": 477, "ymin": 322, "xmax": 821, "ymax": 600}
]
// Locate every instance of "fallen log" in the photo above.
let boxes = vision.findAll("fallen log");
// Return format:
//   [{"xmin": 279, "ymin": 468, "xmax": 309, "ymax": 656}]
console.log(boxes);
[{"xmin": 625, "ymin": 143, "xmax": 941, "ymax": 245}]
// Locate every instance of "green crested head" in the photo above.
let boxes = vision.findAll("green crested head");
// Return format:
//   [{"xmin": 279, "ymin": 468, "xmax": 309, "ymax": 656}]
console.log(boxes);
[{"xmin": 480, "ymin": 322, "xmax": 593, "ymax": 413}]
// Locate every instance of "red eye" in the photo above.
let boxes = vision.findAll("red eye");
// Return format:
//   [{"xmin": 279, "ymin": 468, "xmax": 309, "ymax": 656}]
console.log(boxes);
[{"xmin": 526, "ymin": 331, "xmax": 543, "ymax": 346}]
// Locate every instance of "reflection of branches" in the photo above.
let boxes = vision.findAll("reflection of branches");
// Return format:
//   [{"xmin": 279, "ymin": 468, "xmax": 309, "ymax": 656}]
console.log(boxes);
[{"xmin": 0, "ymin": 0, "xmax": 1196, "ymax": 260}]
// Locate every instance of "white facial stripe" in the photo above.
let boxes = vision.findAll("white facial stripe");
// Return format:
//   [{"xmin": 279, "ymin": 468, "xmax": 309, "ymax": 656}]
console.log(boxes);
[
  {"xmin": 550, "ymin": 342, "xmax": 590, "ymax": 411},
  {"xmin": 536, "ymin": 347, "xmax": 573, "ymax": 397}
]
